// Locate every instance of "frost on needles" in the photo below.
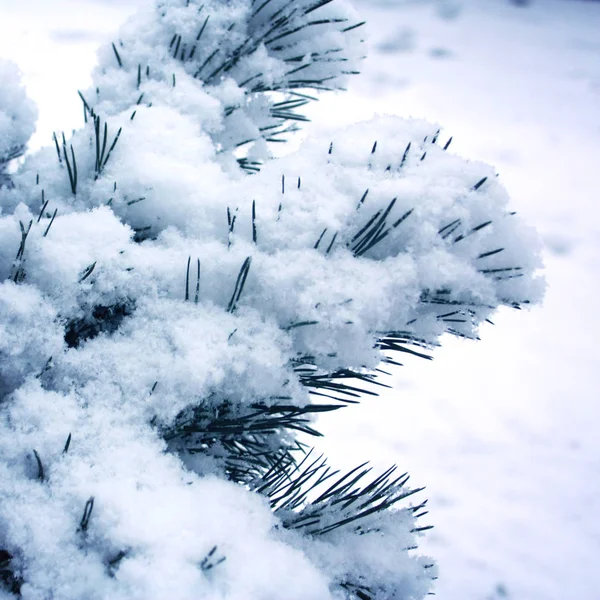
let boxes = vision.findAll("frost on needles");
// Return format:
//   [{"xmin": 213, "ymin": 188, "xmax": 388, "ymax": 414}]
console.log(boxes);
[{"xmin": 0, "ymin": 1, "xmax": 544, "ymax": 599}]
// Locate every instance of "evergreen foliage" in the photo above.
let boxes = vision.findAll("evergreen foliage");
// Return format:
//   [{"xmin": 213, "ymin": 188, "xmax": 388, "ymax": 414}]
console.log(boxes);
[{"xmin": 0, "ymin": 1, "xmax": 543, "ymax": 598}]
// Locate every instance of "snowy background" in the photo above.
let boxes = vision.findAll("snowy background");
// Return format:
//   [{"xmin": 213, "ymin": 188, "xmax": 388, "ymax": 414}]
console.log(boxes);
[{"xmin": 0, "ymin": 0, "xmax": 598, "ymax": 598}]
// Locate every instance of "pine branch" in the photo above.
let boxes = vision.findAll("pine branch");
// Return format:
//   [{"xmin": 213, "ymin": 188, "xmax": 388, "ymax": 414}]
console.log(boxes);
[
  {"xmin": 348, "ymin": 196, "xmax": 414, "ymax": 257},
  {"xmin": 163, "ymin": 400, "xmax": 344, "ymax": 483},
  {"xmin": 156, "ymin": 0, "xmax": 365, "ymax": 153},
  {"xmin": 167, "ymin": 401, "xmax": 342, "ymax": 439},
  {"xmin": 293, "ymin": 361, "xmax": 388, "ymax": 404},
  {"xmin": 291, "ymin": 334, "xmax": 435, "ymax": 404},
  {"xmin": 259, "ymin": 448, "xmax": 426, "ymax": 537}
]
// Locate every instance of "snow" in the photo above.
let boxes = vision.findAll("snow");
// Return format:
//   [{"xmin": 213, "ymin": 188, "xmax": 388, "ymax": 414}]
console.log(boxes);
[
  {"xmin": 0, "ymin": 0, "xmax": 597, "ymax": 598},
  {"xmin": 0, "ymin": 376, "xmax": 336, "ymax": 600},
  {"xmin": 0, "ymin": 61, "xmax": 37, "ymax": 163}
]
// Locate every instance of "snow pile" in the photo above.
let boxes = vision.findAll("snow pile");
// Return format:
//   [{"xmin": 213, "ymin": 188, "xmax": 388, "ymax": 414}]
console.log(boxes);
[{"xmin": 0, "ymin": 1, "xmax": 543, "ymax": 598}]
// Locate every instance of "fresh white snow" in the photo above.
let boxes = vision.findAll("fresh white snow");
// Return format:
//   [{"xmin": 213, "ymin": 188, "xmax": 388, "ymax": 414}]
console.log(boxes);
[{"xmin": 0, "ymin": 0, "xmax": 598, "ymax": 598}]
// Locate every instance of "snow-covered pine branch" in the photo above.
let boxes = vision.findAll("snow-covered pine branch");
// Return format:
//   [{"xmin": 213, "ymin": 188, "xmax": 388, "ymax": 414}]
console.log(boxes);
[
  {"xmin": 0, "ymin": 1, "xmax": 543, "ymax": 599},
  {"xmin": 83, "ymin": 0, "xmax": 365, "ymax": 170}
]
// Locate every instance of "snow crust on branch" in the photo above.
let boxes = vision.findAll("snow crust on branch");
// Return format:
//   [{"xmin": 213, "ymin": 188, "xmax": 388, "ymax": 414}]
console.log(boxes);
[{"xmin": 0, "ymin": 1, "xmax": 543, "ymax": 599}]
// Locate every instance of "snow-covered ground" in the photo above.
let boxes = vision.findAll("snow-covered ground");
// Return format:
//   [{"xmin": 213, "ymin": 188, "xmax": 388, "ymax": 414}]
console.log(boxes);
[{"xmin": 1, "ymin": 0, "xmax": 599, "ymax": 598}]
